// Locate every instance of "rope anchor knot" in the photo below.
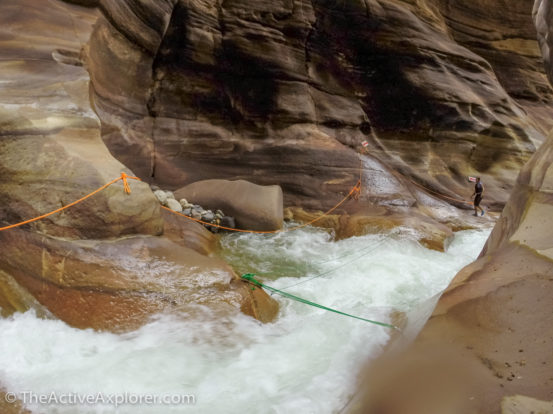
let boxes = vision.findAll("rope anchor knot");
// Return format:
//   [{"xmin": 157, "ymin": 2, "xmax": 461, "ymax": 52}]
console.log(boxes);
[{"xmin": 121, "ymin": 172, "xmax": 132, "ymax": 194}]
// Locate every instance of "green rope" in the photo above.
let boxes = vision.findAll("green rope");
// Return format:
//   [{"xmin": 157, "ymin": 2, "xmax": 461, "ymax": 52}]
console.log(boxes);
[{"xmin": 241, "ymin": 274, "xmax": 398, "ymax": 330}]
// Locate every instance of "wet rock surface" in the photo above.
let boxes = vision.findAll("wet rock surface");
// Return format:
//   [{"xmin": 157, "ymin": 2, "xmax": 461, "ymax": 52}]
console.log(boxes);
[
  {"xmin": 86, "ymin": 0, "xmax": 553, "ymax": 214},
  {"xmin": 348, "ymin": 121, "xmax": 553, "ymax": 414},
  {"xmin": 0, "ymin": 0, "xmax": 278, "ymax": 330},
  {"xmin": 0, "ymin": 228, "xmax": 279, "ymax": 331},
  {"xmin": 345, "ymin": 3, "xmax": 553, "ymax": 409}
]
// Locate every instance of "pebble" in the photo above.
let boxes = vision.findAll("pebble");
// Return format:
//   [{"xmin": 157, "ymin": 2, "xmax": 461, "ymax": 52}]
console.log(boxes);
[
  {"xmin": 153, "ymin": 190, "xmax": 167, "ymax": 205},
  {"xmin": 166, "ymin": 198, "xmax": 183, "ymax": 213},
  {"xmin": 192, "ymin": 207, "xmax": 205, "ymax": 216},
  {"xmin": 152, "ymin": 186, "xmax": 235, "ymax": 232},
  {"xmin": 202, "ymin": 211, "xmax": 215, "ymax": 222}
]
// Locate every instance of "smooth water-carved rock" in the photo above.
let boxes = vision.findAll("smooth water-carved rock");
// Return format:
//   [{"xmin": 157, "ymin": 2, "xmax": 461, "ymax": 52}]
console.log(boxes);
[
  {"xmin": 0, "ymin": 228, "xmax": 279, "ymax": 331},
  {"xmin": 154, "ymin": 189, "xmax": 168, "ymax": 205},
  {"xmin": 349, "ymin": 6, "xmax": 553, "ymax": 411},
  {"xmin": 0, "ymin": 0, "xmax": 278, "ymax": 330},
  {"xmin": 349, "ymin": 126, "xmax": 553, "ymax": 414},
  {"xmin": 86, "ymin": 0, "xmax": 553, "ymax": 214}
]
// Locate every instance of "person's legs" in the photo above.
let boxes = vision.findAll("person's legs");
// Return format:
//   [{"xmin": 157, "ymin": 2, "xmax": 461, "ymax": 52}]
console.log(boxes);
[{"xmin": 474, "ymin": 195, "xmax": 482, "ymax": 216}]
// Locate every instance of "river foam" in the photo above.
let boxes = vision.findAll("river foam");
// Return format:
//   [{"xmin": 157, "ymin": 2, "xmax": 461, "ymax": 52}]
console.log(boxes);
[{"xmin": 0, "ymin": 227, "xmax": 490, "ymax": 414}]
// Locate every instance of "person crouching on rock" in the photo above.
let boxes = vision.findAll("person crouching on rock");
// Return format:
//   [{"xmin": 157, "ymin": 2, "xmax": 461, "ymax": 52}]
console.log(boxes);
[{"xmin": 471, "ymin": 177, "xmax": 484, "ymax": 216}]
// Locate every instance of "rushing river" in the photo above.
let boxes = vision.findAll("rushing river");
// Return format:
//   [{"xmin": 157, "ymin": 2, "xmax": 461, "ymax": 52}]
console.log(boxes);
[{"xmin": 0, "ymin": 226, "xmax": 490, "ymax": 414}]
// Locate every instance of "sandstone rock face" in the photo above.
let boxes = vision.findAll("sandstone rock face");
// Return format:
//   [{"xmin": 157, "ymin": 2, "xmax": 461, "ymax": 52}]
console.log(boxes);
[
  {"xmin": 0, "ymin": 0, "xmax": 278, "ymax": 330},
  {"xmin": 175, "ymin": 179, "xmax": 284, "ymax": 231},
  {"xmin": 347, "ymin": 4, "xmax": 553, "ymax": 411},
  {"xmin": 0, "ymin": 0, "xmax": 162, "ymax": 239},
  {"xmin": 481, "ymin": 132, "xmax": 553, "ymax": 260},
  {"xmin": 349, "ymin": 121, "xmax": 553, "ymax": 414},
  {"xmin": 501, "ymin": 395, "xmax": 553, "ymax": 414},
  {"xmin": 286, "ymin": 206, "xmax": 454, "ymax": 251},
  {"xmin": 160, "ymin": 208, "xmax": 217, "ymax": 255},
  {"xmin": 0, "ymin": 228, "xmax": 278, "ymax": 331},
  {"xmin": 86, "ymin": 0, "xmax": 553, "ymax": 213}
]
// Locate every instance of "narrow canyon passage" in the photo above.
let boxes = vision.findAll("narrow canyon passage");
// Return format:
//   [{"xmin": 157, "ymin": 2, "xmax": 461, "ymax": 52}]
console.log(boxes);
[{"xmin": 0, "ymin": 227, "xmax": 490, "ymax": 413}]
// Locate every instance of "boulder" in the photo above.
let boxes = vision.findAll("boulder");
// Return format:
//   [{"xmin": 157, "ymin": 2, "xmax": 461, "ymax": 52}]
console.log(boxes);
[
  {"xmin": 202, "ymin": 210, "xmax": 215, "ymax": 222},
  {"xmin": 0, "ymin": 228, "xmax": 279, "ymax": 331},
  {"xmin": 175, "ymin": 179, "xmax": 283, "ymax": 231}
]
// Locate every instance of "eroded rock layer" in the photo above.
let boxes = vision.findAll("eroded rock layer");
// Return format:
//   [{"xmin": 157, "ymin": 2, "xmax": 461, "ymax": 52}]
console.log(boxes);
[
  {"xmin": 0, "ymin": 0, "xmax": 278, "ymax": 331},
  {"xmin": 343, "ymin": 2, "xmax": 553, "ymax": 411},
  {"xmin": 87, "ymin": 0, "xmax": 553, "ymax": 212},
  {"xmin": 348, "ymin": 123, "xmax": 553, "ymax": 414}
]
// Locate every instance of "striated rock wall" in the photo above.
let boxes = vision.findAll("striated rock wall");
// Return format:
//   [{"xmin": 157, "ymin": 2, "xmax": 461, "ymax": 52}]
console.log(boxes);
[
  {"xmin": 346, "ymin": 2, "xmax": 553, "ymax": 410},
  {"xmin": 0, "ymin": 0, "xmax": 278, "ymax": 331},
  {"xmin": 347, "ymin": 112, "xmax": 553, "ymax": 414},
  {"xmin": 86, "ymin": 0, "xmax": 553, "ymax": 212},
  {"xmin": 1, "ymin": 0, "xmax": 552, "ymax": 332}
]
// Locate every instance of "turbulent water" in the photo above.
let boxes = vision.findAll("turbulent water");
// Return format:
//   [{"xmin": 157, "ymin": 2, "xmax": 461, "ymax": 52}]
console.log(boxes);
[{"xmin": 0, "ymin": 227, "xmax": 490, "ymax": 414}]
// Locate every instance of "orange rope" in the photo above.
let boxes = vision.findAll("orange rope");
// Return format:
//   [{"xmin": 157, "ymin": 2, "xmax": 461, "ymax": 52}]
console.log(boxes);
[
  {"xmin": 0, "ymin": 173, "xmax": 140, "ymax": 232},
  {"xmin": 0, "ymin": 158, "xmax": 361, "ymax": 235},
  {"xmin": 0, "ymin": 148, "xmax": 474, "ymax": 235}
]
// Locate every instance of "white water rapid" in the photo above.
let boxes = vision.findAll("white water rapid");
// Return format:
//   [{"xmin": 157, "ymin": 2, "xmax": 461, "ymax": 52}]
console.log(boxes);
[{"xmin": 0, "ymin": 227, "xmax": 490, "ymax": 414}]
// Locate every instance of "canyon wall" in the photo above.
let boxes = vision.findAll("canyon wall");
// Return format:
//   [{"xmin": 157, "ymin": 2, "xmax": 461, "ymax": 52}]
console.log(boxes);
[
  {"xmin": 347, "ymin": 1, "xmax": 553, "ymax": 412},
  {"xmin": 1, "ymin": 0, "xmax": 552, "ymax": 333},
  {"xmin": 87, "ymin": 0, "xmax": 553, "ymax": 212},
  {"xmin": 0, "ymin": 0, "xmax": 277, "ymax": 331}
]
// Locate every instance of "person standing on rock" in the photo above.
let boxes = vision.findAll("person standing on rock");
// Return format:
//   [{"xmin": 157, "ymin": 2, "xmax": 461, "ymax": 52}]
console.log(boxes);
[{"xmin": 471, "ymin": 177, "xmax": 485, "ymax": 216}]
